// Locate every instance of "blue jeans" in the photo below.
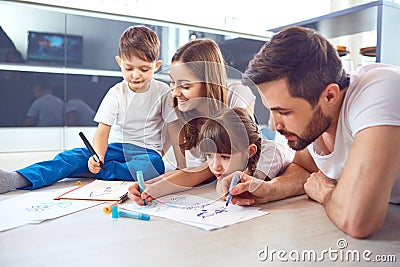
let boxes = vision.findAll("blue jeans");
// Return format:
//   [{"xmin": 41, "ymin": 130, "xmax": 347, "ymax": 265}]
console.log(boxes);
[{"xmin": 17, "ymin": 143, "xmax": 165, "ymax": 189}]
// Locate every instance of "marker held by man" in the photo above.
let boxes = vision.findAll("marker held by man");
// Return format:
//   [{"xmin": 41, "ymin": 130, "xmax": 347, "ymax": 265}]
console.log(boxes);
[
  {"xmin": 79, "ymin": 132, "xmax": 105, "ymax": 169},
  {"xmin": 225, "ymin": 173, "xmax": 240, "ymax": 207}
]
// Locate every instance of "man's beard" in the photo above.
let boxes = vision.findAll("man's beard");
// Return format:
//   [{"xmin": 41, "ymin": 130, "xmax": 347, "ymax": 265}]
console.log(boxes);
[{"xmin": 279, "ymin": 105, "xmax": 331, "ymax": 151}]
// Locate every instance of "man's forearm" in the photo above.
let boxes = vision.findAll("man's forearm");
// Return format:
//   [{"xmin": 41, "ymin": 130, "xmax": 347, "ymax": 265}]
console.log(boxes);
[{"xmin": 265, "ymin": 163, "xmax": 309, "ymax": 202}]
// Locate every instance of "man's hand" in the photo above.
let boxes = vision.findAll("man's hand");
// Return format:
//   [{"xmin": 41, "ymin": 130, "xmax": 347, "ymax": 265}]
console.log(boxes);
[
  {"xmin": 228, "ymin": 172, "xmax": 271, "ymax": 205},
  {"xmin": 304, "ymin": 171, "xmax": 337, "ymax": 204}
]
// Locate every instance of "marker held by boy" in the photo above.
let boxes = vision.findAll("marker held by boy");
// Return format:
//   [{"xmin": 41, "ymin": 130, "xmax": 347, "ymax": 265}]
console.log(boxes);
[
  {"xmin": 225, "ymin": 173, "xmax": 240, "ymax": 207},
  {"xmin": 136, "ymin": 170, "xmax": 147, "ymax": 206},
  {"xmin": 79, "ymin": 132, "xmax": 105, "ymax": 169}
]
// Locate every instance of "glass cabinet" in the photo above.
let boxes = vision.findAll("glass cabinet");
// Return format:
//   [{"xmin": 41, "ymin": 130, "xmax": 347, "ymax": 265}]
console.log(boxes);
[{"xmin": 0, "ymin": 0, "xmax": 268, "ymax": 152}]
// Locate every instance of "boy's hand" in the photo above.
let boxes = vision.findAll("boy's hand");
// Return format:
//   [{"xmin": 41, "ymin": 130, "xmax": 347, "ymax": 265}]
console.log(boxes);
[{"xmin": 88, "ymin": 155, "xmax": 104, "ymax": 174}]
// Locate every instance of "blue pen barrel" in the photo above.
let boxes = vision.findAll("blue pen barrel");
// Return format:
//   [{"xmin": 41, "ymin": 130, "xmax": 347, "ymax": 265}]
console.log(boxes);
[
  {"xmin": 111, "ymin": 206, "xmax": 150, "ymax": 221},
  {"xmin": 225, "ymin": 173, "xmax": 240, "ymax": 207},
  {"xmin": 136, "ymin": 170, "xmax": 147, "ymax": 206},
  {"xmin": 119, "ymin": 210, "xmax": 150, "ymax": 221}
]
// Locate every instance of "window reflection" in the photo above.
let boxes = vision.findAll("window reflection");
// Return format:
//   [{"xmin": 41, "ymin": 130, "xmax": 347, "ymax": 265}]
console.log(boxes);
[
  {"xmin": 0, "ymin": 1, "xmax": 267, "ymax": 128},
  {"xmin": 24, "ymin": 75, "xmax": 64, "ymax": 126}
]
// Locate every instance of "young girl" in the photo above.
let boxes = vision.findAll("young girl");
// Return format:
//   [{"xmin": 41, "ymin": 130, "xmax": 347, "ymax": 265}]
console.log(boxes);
[{"xmin": 130, "ymin": 107, "xmax": 295, "ymax": 204}]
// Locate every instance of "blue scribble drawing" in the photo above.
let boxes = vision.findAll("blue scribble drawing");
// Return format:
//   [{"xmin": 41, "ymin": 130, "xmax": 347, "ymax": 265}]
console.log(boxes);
[
  {"xmin": 133, "ymin": 195, "xmax": 230, "ymax": 219},
  {"xmin": 196, "ymin": 207, "xmax": 228, "ymax": 218},
  {"xmin": 26, "ymin": 201, "xmax": 72, "ymax": 212},
  {"xmin": 135, "ymin": 196, "xmax": 208, "ymax": 213},
  {"xmin": 89, "ymin": 186, "xmax": 113, "ymax": 197},
  {"xmin": 134, "ymin": 200, "xmax": 161, "ymax": 211}
]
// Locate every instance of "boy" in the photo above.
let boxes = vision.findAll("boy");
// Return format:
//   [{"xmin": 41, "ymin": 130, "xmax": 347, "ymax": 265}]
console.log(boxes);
[{"xmin": 0, "ymin": 25, "xmax": 183, "ymax": 193}]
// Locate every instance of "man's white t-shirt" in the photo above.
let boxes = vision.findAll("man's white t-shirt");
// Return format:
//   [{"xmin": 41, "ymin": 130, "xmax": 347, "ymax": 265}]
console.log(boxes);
[
  {"xmin": 307, "ymin": 64, "xmax": 400, "ymax": 203},
  {"xmin": 94, "ymin": 79, "xmax": 177, "ymax": 154}
]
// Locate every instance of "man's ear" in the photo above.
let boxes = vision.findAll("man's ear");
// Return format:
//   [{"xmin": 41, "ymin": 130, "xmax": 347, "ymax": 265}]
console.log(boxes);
[
  {"xmin": 115, "ymin": 55, "xmax": 122, "ymax": 66},
  {"xmin": 322, "ymin": 83, "xmax": 341, "ymax": 106},
  {"xmin": 155, "ymin": 60, "xmax": 162, "ymax": 71},
  {"xmin": 248, "ymin": 144, "xmax": 257, "ymax": 158}
]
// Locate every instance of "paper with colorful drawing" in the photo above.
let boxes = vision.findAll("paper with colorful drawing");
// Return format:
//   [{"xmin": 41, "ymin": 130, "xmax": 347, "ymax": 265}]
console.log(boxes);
[
  {"xmin": 54, "ymin": 180, "xmax": 133, "ymax": 202},
  {"xmin": 0, "ymin": 189, "xmax": 101, "ymax": 232},
  {"xmin": 120, "ymin": 194, "xmax": 269, "ymax": 231}
]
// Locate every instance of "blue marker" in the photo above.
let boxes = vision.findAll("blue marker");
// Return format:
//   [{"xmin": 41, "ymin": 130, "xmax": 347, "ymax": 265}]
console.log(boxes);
[
  {"xmin": 136, "ymin": 170, "xmax": 147, "ymax": 206},
  {"xmin": 225, "ymin": 173, "xmax": 240, "ymax": 207},
  {"xmin": 111, "ymin": 206, "xmax": 150, "ymax": 221}
]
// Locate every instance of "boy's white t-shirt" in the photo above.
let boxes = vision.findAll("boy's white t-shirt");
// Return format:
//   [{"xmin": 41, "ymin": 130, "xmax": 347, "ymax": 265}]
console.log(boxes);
[
  {"xmin": 307, "ymin": 64, "xmax": 400, "ymax": 203},
  {"xmin": 94, "ymin": 79, "xmax": 177, "ymax": 154}
]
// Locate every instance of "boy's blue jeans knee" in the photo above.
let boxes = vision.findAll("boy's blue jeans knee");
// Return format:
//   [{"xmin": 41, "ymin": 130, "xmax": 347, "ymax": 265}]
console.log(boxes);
[{"xmin": 17, "ymin": 143, "xmax": 164, "ymax": 189}]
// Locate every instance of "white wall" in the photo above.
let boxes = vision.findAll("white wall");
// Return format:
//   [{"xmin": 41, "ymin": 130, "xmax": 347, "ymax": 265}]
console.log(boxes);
[
  {"xmin": 0, "ymin": 126, "xmax": 97, "ymax": 170},
  {"xmin": 17, "ymin": 0, "xmax": 332, "ymax": 36}
]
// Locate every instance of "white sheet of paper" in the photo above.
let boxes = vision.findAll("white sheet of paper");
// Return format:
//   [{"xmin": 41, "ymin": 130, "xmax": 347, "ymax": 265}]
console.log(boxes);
[
  {"xmin": 121, "ymin": 194, "xmax": 269, "ymax": 231},
  {"xmin": 0, "ymin": 188, "xmax": 102, "ymax": 232}
]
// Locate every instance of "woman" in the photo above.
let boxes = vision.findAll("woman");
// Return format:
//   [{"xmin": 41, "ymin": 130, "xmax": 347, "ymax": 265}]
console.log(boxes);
[{"xmin": 128, "ymin": 38, "xmax": 264, "ymax": 202}]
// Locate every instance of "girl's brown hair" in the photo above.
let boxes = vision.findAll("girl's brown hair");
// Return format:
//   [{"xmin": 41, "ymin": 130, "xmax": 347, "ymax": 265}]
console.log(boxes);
[{"xmin": 198, "ymin": 107, "xmax": 261, "ymax": 176}]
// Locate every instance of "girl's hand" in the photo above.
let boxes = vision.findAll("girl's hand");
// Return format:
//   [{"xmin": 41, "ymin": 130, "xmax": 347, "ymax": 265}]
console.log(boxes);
[
  {"xmin": 88, "ymin": 155, "xmax": 104, "ymax": 174},
  {"xmin": 127, "ymin": 182, "xmax": 155, "ymax": 205},
  {"xmin": 128, "ymin": 180, "xmax": 168, "ymax": 206}
]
